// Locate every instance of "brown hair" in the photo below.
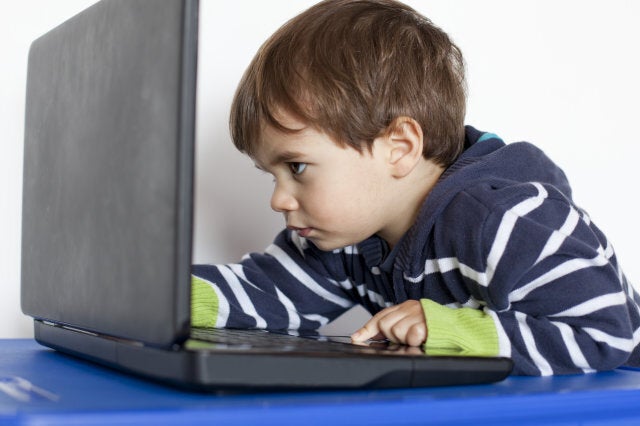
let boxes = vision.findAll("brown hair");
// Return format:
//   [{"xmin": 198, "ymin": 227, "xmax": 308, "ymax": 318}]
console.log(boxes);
[{"xmin": 230, "ymin": 0, "xmax": 467, "ymax": 167}]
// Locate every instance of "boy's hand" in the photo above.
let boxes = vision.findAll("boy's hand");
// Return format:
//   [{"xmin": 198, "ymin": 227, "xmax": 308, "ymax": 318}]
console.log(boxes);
[{"xmin": 350, "ymin": 300, "xmax": 427, "ymax": 347}]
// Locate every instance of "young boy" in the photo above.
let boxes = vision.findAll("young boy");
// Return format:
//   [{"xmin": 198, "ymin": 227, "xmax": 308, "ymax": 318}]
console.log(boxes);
[{"xmin": 191, "ymin": 0, "xmax": 640, "ymax": 375}]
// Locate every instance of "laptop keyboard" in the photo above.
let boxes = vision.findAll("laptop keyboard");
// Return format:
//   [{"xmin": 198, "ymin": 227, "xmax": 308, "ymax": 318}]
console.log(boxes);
[{"xmin": 189, "ymin": 327, "xmax": 384, "ymax": 353}]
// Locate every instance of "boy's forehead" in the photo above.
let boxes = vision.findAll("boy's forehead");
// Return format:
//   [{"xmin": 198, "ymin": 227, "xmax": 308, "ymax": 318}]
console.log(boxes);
[{"xmin": 252, "ymin": 120, "xmax": 309, "ymax": 169}]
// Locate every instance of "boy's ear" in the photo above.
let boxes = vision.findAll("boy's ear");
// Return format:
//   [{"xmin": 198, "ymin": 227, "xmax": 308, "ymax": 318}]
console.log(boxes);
[{"xmin": 380, "ymin": 116, "xmax": 424, "ymax": 178}]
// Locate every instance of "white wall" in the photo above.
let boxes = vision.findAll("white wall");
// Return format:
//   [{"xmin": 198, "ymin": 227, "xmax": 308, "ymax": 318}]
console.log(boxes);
[
  {"xmin": 1, "ymin": 1, "xmax": 103, "ymax": 338},
  {"xmin": 2, "ymin": 0, "xmax": 639, "ymax": 338}
]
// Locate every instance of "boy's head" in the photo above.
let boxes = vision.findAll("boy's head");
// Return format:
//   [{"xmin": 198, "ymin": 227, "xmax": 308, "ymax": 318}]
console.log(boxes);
[{"xmin": 230, "ymin": 0, "xmax": 467, "ymax": 168}]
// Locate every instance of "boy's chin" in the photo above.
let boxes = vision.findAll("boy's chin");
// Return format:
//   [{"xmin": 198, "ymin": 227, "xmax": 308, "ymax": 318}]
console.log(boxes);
[
  {"xmin": 306, "ymin": 239, "xmax": 336, "ymax": 252},
  {"xmin": 307, "ymin": 237, "xmax": 359, "ymax": 252}
]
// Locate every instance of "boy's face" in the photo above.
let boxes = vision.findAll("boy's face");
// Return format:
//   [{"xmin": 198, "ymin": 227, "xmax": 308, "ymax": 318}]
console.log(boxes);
[{"xmin": 252, "ymin": 112, "xmax": 396, "ymax": 251}]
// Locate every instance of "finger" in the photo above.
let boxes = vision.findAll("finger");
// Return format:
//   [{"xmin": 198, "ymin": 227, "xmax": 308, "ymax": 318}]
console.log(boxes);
[
  {"xmin": 350, "ymin": 318, "xmax": 382, "ymax": 342},
  {"xmin": 386, "ymin": 314, "xmax": 427, "ymax": 346},
  {"xmin": 379, "ymin": 303, "xmax": 426, "ymax": 346},
  {"xmin": 376, "ymin": 310, "xmax": 408, "ymax": 343},
  {"xmin": 404, "ymin": 322, "xmax": 427, "ymax": 347},
  {"xmin": 350, "ymin": 306, "xmax": 401, "ymax": 342}
]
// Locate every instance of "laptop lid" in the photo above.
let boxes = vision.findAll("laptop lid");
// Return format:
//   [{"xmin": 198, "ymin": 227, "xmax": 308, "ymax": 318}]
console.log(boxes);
[{"xmin": 21, "ymin": 0, "xmax": 198, "ymax": 347}]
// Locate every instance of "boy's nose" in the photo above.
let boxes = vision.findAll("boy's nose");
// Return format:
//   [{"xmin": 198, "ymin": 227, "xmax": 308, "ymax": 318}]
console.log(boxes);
[{"xmin": 270, "ymin": 183, "xmax": 299, "ymax": 213}]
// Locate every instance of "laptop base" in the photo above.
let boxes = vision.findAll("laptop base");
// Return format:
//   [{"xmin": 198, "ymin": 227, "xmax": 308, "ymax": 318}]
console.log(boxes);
[{"xmin": 34, "ymin": 320, "xmax": 512, "ymax": 391}]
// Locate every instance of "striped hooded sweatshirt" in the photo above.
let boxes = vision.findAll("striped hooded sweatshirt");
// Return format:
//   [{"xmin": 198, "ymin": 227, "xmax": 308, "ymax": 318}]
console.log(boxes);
[{"xmin": 191, "ymin": 126, "xmax": 640, "ymax": 375}]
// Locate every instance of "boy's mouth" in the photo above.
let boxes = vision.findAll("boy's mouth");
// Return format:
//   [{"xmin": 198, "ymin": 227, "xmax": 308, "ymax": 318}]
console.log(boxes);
[{"xmin": 288, "ymin": 226, "xmax": 313, "ymax": 238}]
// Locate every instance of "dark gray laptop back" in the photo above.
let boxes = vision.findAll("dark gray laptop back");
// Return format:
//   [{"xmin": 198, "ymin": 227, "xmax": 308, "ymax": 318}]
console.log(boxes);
[{"xmin": 21, "ymin": 0, "xmax": 198, "ymax": 347}]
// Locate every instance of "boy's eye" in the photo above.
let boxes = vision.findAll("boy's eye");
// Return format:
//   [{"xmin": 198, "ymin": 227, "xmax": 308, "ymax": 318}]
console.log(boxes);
[{"xmin": 288, "ymin": 162, "xmax": 307, "ymax": 175}]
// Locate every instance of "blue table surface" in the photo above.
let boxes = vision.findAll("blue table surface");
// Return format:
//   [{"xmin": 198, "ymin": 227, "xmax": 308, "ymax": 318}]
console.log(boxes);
[{"xmin": 2, "ymin": 339, "xmax": 640, "ymax": 425}]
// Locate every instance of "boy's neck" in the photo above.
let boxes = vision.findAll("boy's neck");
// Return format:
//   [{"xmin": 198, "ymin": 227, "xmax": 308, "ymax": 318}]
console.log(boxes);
[{"xmin": 378, "ymin": 159, "xmax": 444, "ymax": 249}]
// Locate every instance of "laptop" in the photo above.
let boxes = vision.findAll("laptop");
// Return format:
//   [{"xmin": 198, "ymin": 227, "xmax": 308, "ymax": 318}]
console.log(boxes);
[{"xmin": 20, "ymin": 0, "xmax": 512, "ymax": 390}]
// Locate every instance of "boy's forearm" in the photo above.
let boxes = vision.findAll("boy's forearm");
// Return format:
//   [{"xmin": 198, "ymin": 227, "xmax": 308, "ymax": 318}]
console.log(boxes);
[{"xmin": 189, "ymin": 230, "xmax": 361, "ymax": 331}]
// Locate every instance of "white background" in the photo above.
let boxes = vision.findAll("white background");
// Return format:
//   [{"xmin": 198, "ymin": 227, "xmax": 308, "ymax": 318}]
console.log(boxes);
[{"xmin": 1, "ymin": 1, "xmax": 639, "ymax": 338}]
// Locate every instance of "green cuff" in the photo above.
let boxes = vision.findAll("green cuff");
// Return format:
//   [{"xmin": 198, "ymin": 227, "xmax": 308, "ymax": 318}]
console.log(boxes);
[
  {"xmin": 191, "ymin": 276, "xmax": 218, "ymax": 328},
  {"xmin": 421, "ymin": 299, "xmax": 499, "ymax": 357}
]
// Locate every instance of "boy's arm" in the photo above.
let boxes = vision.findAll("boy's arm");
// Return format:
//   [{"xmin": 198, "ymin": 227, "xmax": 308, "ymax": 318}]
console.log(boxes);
[
  {"xmin": 190, "ymin": 230, "xmax": 356, "ymax": 331},
  {"xmin": 459, "ymin": 183, "xmax": 639, "ymax": 375}
]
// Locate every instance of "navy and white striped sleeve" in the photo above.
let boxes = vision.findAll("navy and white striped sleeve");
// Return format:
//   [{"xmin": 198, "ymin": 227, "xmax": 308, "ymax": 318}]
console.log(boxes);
[
  {"xmin": 191, "ymin": 230, "xmax": 356, "ymax": 331},
  {"xmin": 469, "ymin": 181, "xmax": 640, "ymax": 375}
]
